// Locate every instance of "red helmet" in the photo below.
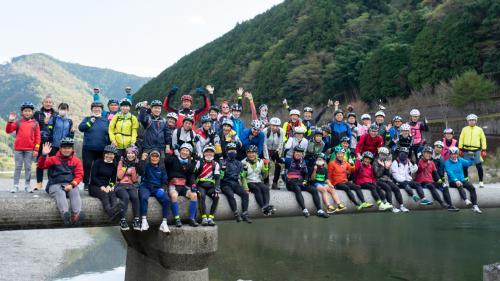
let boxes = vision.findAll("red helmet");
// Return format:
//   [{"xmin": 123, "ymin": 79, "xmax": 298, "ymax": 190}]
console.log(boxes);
[{"xmin": 181, "ymin": 95, "xmax": 193, "ymax": 102}]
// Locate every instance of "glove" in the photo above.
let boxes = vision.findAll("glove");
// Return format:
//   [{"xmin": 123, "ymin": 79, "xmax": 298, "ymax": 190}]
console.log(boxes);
[
  {"xmin": 191, "ymin": 184, "xmax": 198, "ymax": 193},
  {"xmin": 169, "ymin": 86, "xmax": 179, "ymax": 95},
  {"xmin": 437, "ymin": 179, "xmax": 443, "ymax": 184},
  {"xmin": 263, "ymin": 159, "xmax": 270, "ymax": 165},
  {"xmin": 302, "ymin": 180, "xmax": 308, "ymax": 186},
  {"xmin": 173, "ymin": 144, "xmax": 180, "ymax": 150},
  {"xmin": 195, "ymin": 87, "xmax": 205, "ymax": 95},
  {"xmin": 459, "ymin": 150, "xmax": 464, "ymax": 157},
  {"xmin": 166, "ymin": 149, "xmax": 173, "ymax": 155},
  {"xmin": 481, "ymin": 150, "xmax": 487, "ymax": 159}
]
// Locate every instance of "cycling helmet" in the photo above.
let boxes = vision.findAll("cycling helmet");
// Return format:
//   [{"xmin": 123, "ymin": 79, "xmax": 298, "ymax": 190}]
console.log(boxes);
[
  {"xmin": 181, "ymin": 95, "xmax": 193, "ymax": 102},
  {"xmin": 289, "ymin": 109, "xmax": 300, "ymax": 116},
  {"xmin": 422, "ymin": 146, "xmax": 433, "ymax": 154},
  {"xmin": 150, "ymin": 100, "xmax": 162, "ymax": 107},
  {"xmin": 231, "ymin": 103, "xmax": 242, "ymax": 112},
  {"xmin": 347, "ymin": 112, "xmax": 357, "ymax": 118},
  {"xmin": 20, "ymin": 102, "xmax": 35, "ymax": 111},
  {"xmin": 410, "ymin": 109, "xmax": 420, "ymax": 117},
  {"xmin": 340, "ymin": 136, "xmax": 350, "ymax": 143},
  {"xmin": 334, "ymin": 109, "xmax": 344, "ymax": 116},
  {"xmin": 269, "ymin": 117, "xmax": 281, "ymax": 126},
  {"xmin": 400, "ymin": 124, "xmax": 411, "ymax": 131},
  {"xmin": 313, "ymin": 128, "xmax": 323, "ymax": 136},
  {"xmin": 60, "ymin": 137, "xmax": 75, "ymax": 147},
  {"xmin": 226, "ymin": 142, "xmax": 238, "ymax": 151},
  {"xmin": 93, "ymin": 88, "xmax": 100, "ymax": 94},
  {"xmin": 119, "ymin": 98, "xmax": 132, "ymax": 107},
  {"xmin": 125, "ymin": 86, "xmax": 132, "ymax": 94},
  {"xmin": 166, "ymin": 112, "xmax": 178, "ymax": 120},
  {"xmin": 378, "ymin": 147, "xmax": 390, "ymax": 155},
  {"xmin": 304, "ymin": 107, "xmax": 314, "ymax": 113},
  {"xmin": 434, "ymin": 141, "xmax": 444, "ymax": 148},
  {"xmin": 392, "ymin": 115, "xmax": 403, "ymax": 122},
  {"xmin": 246, "ymin": 145, "xmax": 258, "ymax": 153},
  {"xmin": 369, "ymin": 124, "xmax": 379, "ymax": 131},
  {"xmin": 449, "ymin": 147, "xmax": 460, "ymax": 154},
  {"xmin": 104, "ymin": 145, "xmax": 117, "ymax": 154},
  {"xmin": 294, "ymin": 126, "xmax": 306, "ymax": 134},
  {"xmin": 250, "ymin": 120, "xmax": 262, "ymax": 130},
  {"xmin": 334, "ymin": 146, "xmax": 346, "ymax": 153},
  {"xmin": 125, "ymin": 145, "xmax": 139, "ymax": 155},
  {"xmin": 322, "ymin": 125, "xmax": 331, "ymax": 133},
  {"xmin": 91, "ymin": 101, "xmax": 104, "ymax": 110},
  {"xmin": 180, "ymin": 143, "xmax": 193, "ymax": 153},
  {"xmin": 183, "ymin": 115, "xmax": 195, "ymax": 124},
  {"xmin": 361, "ymin": 114, "xmax": 371, "ymax": 120},
  {"xmin": 222, "ymin": 119, "xmax": 234, "ymax": 128},
  {"xmin": 466, "ymin": 114, "xmax": 478, "ymax": 121},
  {"xmin": 259, "ymin": 104, "xmax": 268, "ymax": 111},
  {"xmin": 209, "ymin": 105, "xmax": 219, "ymax": 113},
  {"xmin": 200, "ymin": 115, "xmax": 211, "ymax": 124},
  {"xmin": 398, "ymin": 147, "xmax": 410, "ymax": 154},
  {"xmin": 375, "ymin": 111, "xmax": 386, "ymax": 117},
  {"xmin": 443, "ymin": 128, "xmax": 454, "ymax": 134},
  {"xmin": 293, "ymin": 146, "xmax": 305, "ymax": 153},
  {"xmin": 203, "ymin": 145, "xmax": 216, "ymax": 153},
  {"xmin": 108, "ymin": 99, "xmax": 119, "ymax": 106},
  {"xmin": 362, "ymin": 151, "xmax": 374, "ymax": 160},
  {"xmin": 149, "ymin": 150, "xmax": 161, "ymax": 157}
]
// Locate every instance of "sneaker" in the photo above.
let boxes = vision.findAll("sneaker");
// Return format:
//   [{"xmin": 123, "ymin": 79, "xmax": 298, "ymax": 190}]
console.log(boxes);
[
  {"xmin": 419, "ymin": 199, "xmax": 433, "ymax": 205},
  {"xmin": 392, "ymin": 207, "xmax": 401, "ymax": 213},
  {"xmin": 271, "ymin": 183, "xmax": 279, "ymax": 190},
  {"xmin": 242, "ymin": 212, "xmax": 253, "ymax": 224},
  {"xmin": 412, "ymin": 195, "xmax": 420, "ymax": 202},
  {"xmin": 35, "ymin": 182, "xmax": 43, "ymax": 191},
  {"xmin": 189, "ymin": 219, "xmax": 199, "ymax": 227},
  {"xmin": 159, "ymin": 221, "xmax": 171, "ymax": 233},
  {"xmin": 262, "ymin": 207, "xmax": 270, "ymax": 216},
  {"xmin": 464, "ymin": 199, "xmax": 472, "ymax": 206},
  {"xmin": 10, "ymin": 185, "xmax": 19, "ymax": 193},
  {"xmin": 132, "ymin": 218, "xmax": 141, "ymax": 231},
  {"xmin": 268, "ymin": 205, "xmax": 276, "ymax": 215},
  {"xmin": 140, "ymin": 218, "xmax": 149, "ymax": 231},
  {"xmin": 120, "ymin": 218, "xmax": 130, "ymax": 231},
  {"xmin": 327, "ymin": 205, "xmax": 336, "ymax": 214},
  {"xmin": 63, "ymin": 212, "xmax": 71, "ymax": 226},
  {"xmin": 317, "ymin": 209, "xmax": 329, "ymax": 218},
  {"xmin": 207, "ymin": 218, "xmax": 216, "ymax": 226},
  {"xmin": 359, "ymin": 202, "xmax": 373, "ymax": 209},
  {"xmin": 25, "ymin": 185, "xmax": 33, "ymax": 193},
  {"xmin": 378, "ymin": 202, "xmax": 391, "ymax": 211},
  {"xmin": 302, "ymin": 208, "xmax": 310, "ymax": 218},
  {"xmin": 72, "ymin": 212, "xmax": 84, "ymax": 226},
  {"xmin": 479, "ymin": 182, "xmax": 484, "ymax": 188},
  {"xmin": 234, "ymin": 211, "xmax": 242, "ymax": 222},
  {"xmin": 175, "ymin": 218, "xmax": 183, "ymax": 227},
  {"xmin": 447, "ymin": 205, "xmax": 460, "ymax": 212},
  {"xmin": 400, "ymin": 205, "xmax": 410, "ymax": 213},
  {"xmin": 472, "ymin": 205, "xmax": 482, "ymax": 214},
  {"xmin": 334, "ymin": 203, "xmax": 347, "ymax": 213},
  {"xmin": 201, "ymin": 218, "xmax": 209, "ymax": 226}
]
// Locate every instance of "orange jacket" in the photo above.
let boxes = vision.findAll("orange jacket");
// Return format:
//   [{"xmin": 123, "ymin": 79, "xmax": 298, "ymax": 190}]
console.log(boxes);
[{"xmin": 327, "ymin": 159, "xmax": 354, "ymax": 186}]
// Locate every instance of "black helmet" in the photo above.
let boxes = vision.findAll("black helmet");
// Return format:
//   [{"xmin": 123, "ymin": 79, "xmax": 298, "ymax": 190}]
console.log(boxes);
[
  {"xmin": 293, "ymin": 146, "xmax": 305, "ymax": 153},
  {"xmin": 60, "ymin": 137, "xmax": 75, "ymax": 147},
  {"xmin": 209, "ymin": 105, "xmax": 219, "ymax": 113},
  {"xmin": 304, "ymin": 106, "xmax": 314, "ymax": 113},
  {"xmin": 362, "ymin": 151, "xmax": 374, "ymax": 160},
  {"xmin": 183, "ymin": 115, "xmax": 195, "ymax": 124},
  {"xmin": 231, "ymin": 103, "xmax": 242, "ymax": 112},
  {"xmin": 340, "ymin": 136, "xmax": 350, "ymax": 143},
  {"xmin": 20, "ymin": 102, "xmax": 35, "ymax": 111},
  {"xmin": 313, "ymin": 128, "xmax": 323, "ymax": 136},
  {"xmin": 104, "ymin": 145, "xmax": 117, "ymax": 154},
  {"xmin": 91, "ymin": 101, "xmax": 104, "ymax": 110},
  {"xmin": 422, "ymin": 146, "xmax": 433, "ymax": 154},
  {"xmin": 369, "ymin": 124, "xmax": 379, "ymax": 131},
  {"xmin": 347, "ymin": 112, "xmax": 356, "ymax": 118},
  {"xmin": 150, "ymin": 100, "xmax": 162, "ymax": 107},
  {"xmin": 226, "ymin": 142, "xmax": 238, "ymax": 151},
  {"xmin": 107, "ymin": 99, "xmax": 119, "ymax": 106},
  {"xmin": 246, "ymin": 145, "xmax": 258, "ymax": 153},
  {"xmin": 398, "ymin": 147, "xmax": 410, "ymax": 154},
  {"xmin": 200, "ymin": 115, "xmax": 211, "ymax": 124},
  {"xmin": 334, "ymin": 109, "xmax": 344, "ymax": 116},
  {"xmin": 119, "ymin": 98, "xmax": 132, "ymax": 107}
]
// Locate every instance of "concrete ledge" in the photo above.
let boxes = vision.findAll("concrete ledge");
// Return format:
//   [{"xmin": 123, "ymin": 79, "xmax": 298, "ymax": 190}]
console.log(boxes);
[{"xmin": 1, "ymin": 184, "xmax": 499, "ymax": 231}]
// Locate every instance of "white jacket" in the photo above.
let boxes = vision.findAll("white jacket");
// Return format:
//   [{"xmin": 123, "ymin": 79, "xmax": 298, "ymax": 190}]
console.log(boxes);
[
  {"xmin": 390, "ymin": 160, "xmax": 418, "ymax": 183},
  {"xmin": 242, "ymin": 158, "xmax": 266, "ymax": 183},
  {"xmin": 284, "ymin": 137, "xmax": 308, "ymax": 159}
]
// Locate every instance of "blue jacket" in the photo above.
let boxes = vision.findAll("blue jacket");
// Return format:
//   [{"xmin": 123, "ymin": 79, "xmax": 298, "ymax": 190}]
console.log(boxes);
[
  {"xmin": 139, "ymin": 161, "xmax": 168, "ymax": 188},
  {"xmin": 78, "ymin": 116, "xmax": 110, "ymax": 151},
  {"xmin": 231, "ymin": 116, "xmax": 245, "ymax": 138},
  {"xmin": 138, "ymin": 108, "xmax": 170, "ymax": 150},
  {"xmin": 220, "ymin": 158, "xmax": 242, "ymax": 183},
  {"xmin": 329, "ymin": 121, "xmax": 351, "ymax": 147},
  {"xmin": 47, "ymin": 115, "xmax": 74, "ymax": 148},
  {"xmin": 445, "ymin": 157, "xmax": 473, "ymax": 183},
  {"xmin": 241, "ymin": 128, "xmax": 265, "ymax": 157}
]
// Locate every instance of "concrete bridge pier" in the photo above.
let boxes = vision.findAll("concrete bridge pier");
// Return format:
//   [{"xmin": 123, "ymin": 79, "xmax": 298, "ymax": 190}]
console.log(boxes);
[{"xmin": 122, "ymin": 226, "xmax": 218, "ymax": 281}]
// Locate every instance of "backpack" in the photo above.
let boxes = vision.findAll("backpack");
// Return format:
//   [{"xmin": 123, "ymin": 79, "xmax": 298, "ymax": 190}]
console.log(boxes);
[{"xmin": 16, "ymin": 119, "xmax": 38, "ymax": 138}]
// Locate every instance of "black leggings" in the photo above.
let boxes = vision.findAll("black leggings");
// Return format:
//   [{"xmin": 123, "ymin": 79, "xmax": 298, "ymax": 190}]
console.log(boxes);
[
  {"xmin": 264, "ymin": 150, "xmax": 283, "ymax": 185},
  {"xmin": 221, "ymin": 181, "xmax": 248, "ymax": 213},
  {"xmin": 82, "ymin": 150, "xmax": 103, "ymax": 185},
  {"xmin": 463, "ymin": 163, "xmax": 484, "ymax": 182},
  {"xmin": 397, "ymin": 181, "xmax": 425, "ymax": 199},
  {"xmin": 115, "ymin": 184, "xmax": 140, "ymax": 218},
  {"xmin": 335, "ymin": 182, "xmax": 365, "ymax": 205},
  {"xmin": 377, "ymin": 180, "xmax": 403, "ymax": 205},
  {"xmin": 410, "ymin": 144, "xmax": 421, "ymax": 163},
  {"xmin": 89, "ymin": 184, "xmax": 119, "ymax": 218},
  {"xmin": 248, "ymin": 182, "xmax": 270, "ymax": 208},
  {"xmin": 420, "ymin": 182, "xmax": 443, "ymax": 204},
  {"xmin": 436, "ymin": 184, "xmax": 453, "ymax": 206},
  {"xmin": 450, "ymin": 181, "xmax": 477, "ymax": 205},
  {"xmin": 286, "ymin": 180, "xmax": 321, "ymax": 210},
  {"xmin": 360, "ymin": 183, "xmax": 385, "ymax": 201},
  {"xmin": 197, "ymin": 181, "xmax": 219, "ymax": 216}
]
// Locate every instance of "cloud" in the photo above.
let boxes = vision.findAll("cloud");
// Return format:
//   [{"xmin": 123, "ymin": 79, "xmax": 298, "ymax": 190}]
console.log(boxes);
[{"xmin": 188, "ymin": 15, "xmax": 207, "ymax": 25}]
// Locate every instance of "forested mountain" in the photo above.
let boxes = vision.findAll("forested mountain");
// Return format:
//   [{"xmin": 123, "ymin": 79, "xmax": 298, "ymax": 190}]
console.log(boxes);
[{"xmin": 134, "ymin": 0, "xmax": 500, "ymax": 108}]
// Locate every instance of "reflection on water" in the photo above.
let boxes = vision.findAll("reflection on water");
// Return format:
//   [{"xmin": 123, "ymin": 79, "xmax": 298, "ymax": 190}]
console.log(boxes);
[
  {"xmin": 53, "ymin": 210, "xmax": 500, "ymax": 281},
  {"xmin": 52, "ymin": 267, "xmax": 124, "ymax": 281}
]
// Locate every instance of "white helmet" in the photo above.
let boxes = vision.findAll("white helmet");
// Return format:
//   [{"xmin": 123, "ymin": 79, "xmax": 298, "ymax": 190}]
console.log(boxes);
[
  {"xmin": 269, "ymin": 117, "xmax": 281, "ymax": 126},
  {"xmin": 166, "ymin": 112, "xmax": 178, "ymax": 120},
  {"xmin": 250, "ymin": 119, "xmax": 262, "ymax": 130},
  {"xmin": 294, "ymin": 126, "xmax": 306, "ymax": 134},
  {"xmin": 361, "ymin": 114, "xmax": 371, "ymax": 120},
  {"xmin": 449, "ymin": 147, "xmax": 460, "ymax": 154},
  {"xmin": 378, "ymin": 147, "xmax": 390, "ymax": 155},
  {"xmin": 400, "ymin": 124, "xmax": 411, "ymax": 131},
  {"xmin": 410, "ymin": 109, "xmax": 420, "ymax": 117},
  {"xmin": 203, "ymin": 144, "xmax": 216, "ymax": 153},
  {"xmin": 180, "ymin": 143, "xmax": 193, "ymax": 153},
  {"xmin": 289, "ymin": 109, "xmax": 300, "ymax": 116},
  {"xmin": 375, "ymin": 111, "xmax": 385, "ymax": 117},
  {"xmin": 434, "ymin": 141, "xmax": 444, "ymax": 148},
  {"xmin": 466, "ymin": 114, "xmax": 478, "ymax": 121}
]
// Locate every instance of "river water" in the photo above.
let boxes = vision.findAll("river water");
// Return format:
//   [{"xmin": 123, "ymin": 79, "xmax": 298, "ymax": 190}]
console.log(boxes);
[{"xmin": 38, "ymin": 208, "xmax": 500, "ymax": 281}]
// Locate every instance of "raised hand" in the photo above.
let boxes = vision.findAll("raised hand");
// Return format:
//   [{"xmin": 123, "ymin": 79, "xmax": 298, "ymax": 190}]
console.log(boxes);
[
  {"xmin": 236, "ymin": 87, "xmax": 244, "ymax": 97},
  {"xmin": 42, "ymin": 142, "xmax": 52, "ymax": 156},
  {"xmin": 8, "ymin": 112, "xmax": 16, "ymax": 122},
  {"xmin": 334, "ymin": 100, "xmax": 340, "ymax": 107},
  {"xmin": 244, "ymin": 91, "xmax": 253, "ymax": 100},
  {"xmin": 282, "ymin": 98, "xmax": 288, "ymax": 105},
  {"xmin": 206, "ymin": 85, "xmax": 215, "ymax": 94},
  {"xmin": 327, "ymin": 99, "xmax": 333, "ymax": 107}
]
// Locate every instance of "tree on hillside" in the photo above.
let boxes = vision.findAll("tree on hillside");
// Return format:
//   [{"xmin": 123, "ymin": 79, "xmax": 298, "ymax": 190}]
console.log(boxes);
[{"xmin": 448, "ymin": 70, "xmax": 497, "ymax": 111}]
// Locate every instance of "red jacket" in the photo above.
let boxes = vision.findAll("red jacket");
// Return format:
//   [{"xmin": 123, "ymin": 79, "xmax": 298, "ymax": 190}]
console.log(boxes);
[
  {"xmin": 354, "ymin": 161, "xmax": 376, "ymax": 185},
  {"xmin": 355, "ymin": 134, "xmax": 383, "ymax": 155},
  {"xmin": 38, "ymin": 151, "xmax": 83, "ymax": 188},
  {"xmin": 415, "ymin": 159, "xmax": 436, "ymax": 183},
  {"xmin": 6, "ymin": 118, "xmax": 41, "ymax": 151},
  {"xmin": 163, "ymin": 94, "xmax": 210, "ymax": 128}
]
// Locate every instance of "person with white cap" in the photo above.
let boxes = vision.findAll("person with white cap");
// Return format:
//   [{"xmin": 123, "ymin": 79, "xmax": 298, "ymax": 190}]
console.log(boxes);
[{"xmin": 459, "ymin": 114, "xmax": 487, "ymax": 188}]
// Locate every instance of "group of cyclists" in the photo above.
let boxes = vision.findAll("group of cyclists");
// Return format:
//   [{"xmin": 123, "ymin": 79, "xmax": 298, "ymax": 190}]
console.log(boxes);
[{"xmin": 6, "ymin": 84, "xmax": 488, "ymax": 233}]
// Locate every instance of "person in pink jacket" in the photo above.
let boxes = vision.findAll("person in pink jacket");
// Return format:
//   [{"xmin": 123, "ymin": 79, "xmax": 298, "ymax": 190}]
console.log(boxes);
[
  {"xmin": 6, "ymin": 102, "xmax": 41, "ymax": 193},
  {"xmin": 115, "ymin": 145, "xmax": 140, "ymax": 231}
]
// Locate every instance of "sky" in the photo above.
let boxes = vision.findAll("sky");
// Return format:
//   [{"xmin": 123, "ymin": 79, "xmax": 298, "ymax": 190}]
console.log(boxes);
[{"xmin": 0, "ymin": 0, "xmax": 284, "ymax": 77}]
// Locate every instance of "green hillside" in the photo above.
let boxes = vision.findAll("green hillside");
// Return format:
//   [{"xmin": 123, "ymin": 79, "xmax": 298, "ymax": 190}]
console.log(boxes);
[{"xmin": 134, "ymin": 0, "xmax": 500, "ymax": 108}]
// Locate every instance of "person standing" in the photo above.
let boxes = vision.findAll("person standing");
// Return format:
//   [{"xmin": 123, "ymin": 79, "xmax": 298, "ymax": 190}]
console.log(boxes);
[
  {"xmin": 459, "ymin": 114, "xmax": 487, "ymax": 188},
  {"xmin": 33, "ymin": 95, "xmax": 56, "ymax": 190}
]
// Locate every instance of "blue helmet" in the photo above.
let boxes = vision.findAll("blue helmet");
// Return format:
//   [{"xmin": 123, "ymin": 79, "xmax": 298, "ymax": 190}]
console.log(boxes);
[{"xmin": 20, "ymin": 102, "xmax": 35, "ymax": 111}]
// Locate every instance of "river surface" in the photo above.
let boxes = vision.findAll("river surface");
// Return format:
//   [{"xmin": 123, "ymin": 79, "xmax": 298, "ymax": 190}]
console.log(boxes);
[{"xmin": 6, "ymin": 208, "xmax": 494, "ymax": 281}]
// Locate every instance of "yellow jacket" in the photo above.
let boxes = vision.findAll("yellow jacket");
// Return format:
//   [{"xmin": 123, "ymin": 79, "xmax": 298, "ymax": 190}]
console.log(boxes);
[
  {"xmin": 109, "ymin": 112, "xmax": 139, "ymax": 149},
  {"xmin": 459, "ymin": 125, "xmax": 487, "ymax": 151},
  {"xmin": 282, "ymin": 121, "xmax": 307, "ymax": 143}
]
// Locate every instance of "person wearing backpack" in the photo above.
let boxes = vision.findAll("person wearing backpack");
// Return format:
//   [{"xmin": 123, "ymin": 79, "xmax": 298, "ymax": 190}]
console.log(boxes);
[
  {"xmin": 193, "ymin": 145, "xmax": 221, "ymax": 226},
  {"xmin": 6, "ymin": 102, "xmax": 41, "ymax": 193},
  {"xmin": 171, "ymin": 116, "xmax": 198, "ymax": 157},
  {"xmin": 262, "ymin": 117, "xmax": 284, "ymax": 189},
  {"xmin": 33, "ymin": 95, "xmax": 56, "ymax": 191},
  {"xmin": 109, "ymin": 99, "xmax": 139, "ymax": 158},
  {"xmin": 163, "ymin": 86, "xmax": 210, "ymax": 128}
]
